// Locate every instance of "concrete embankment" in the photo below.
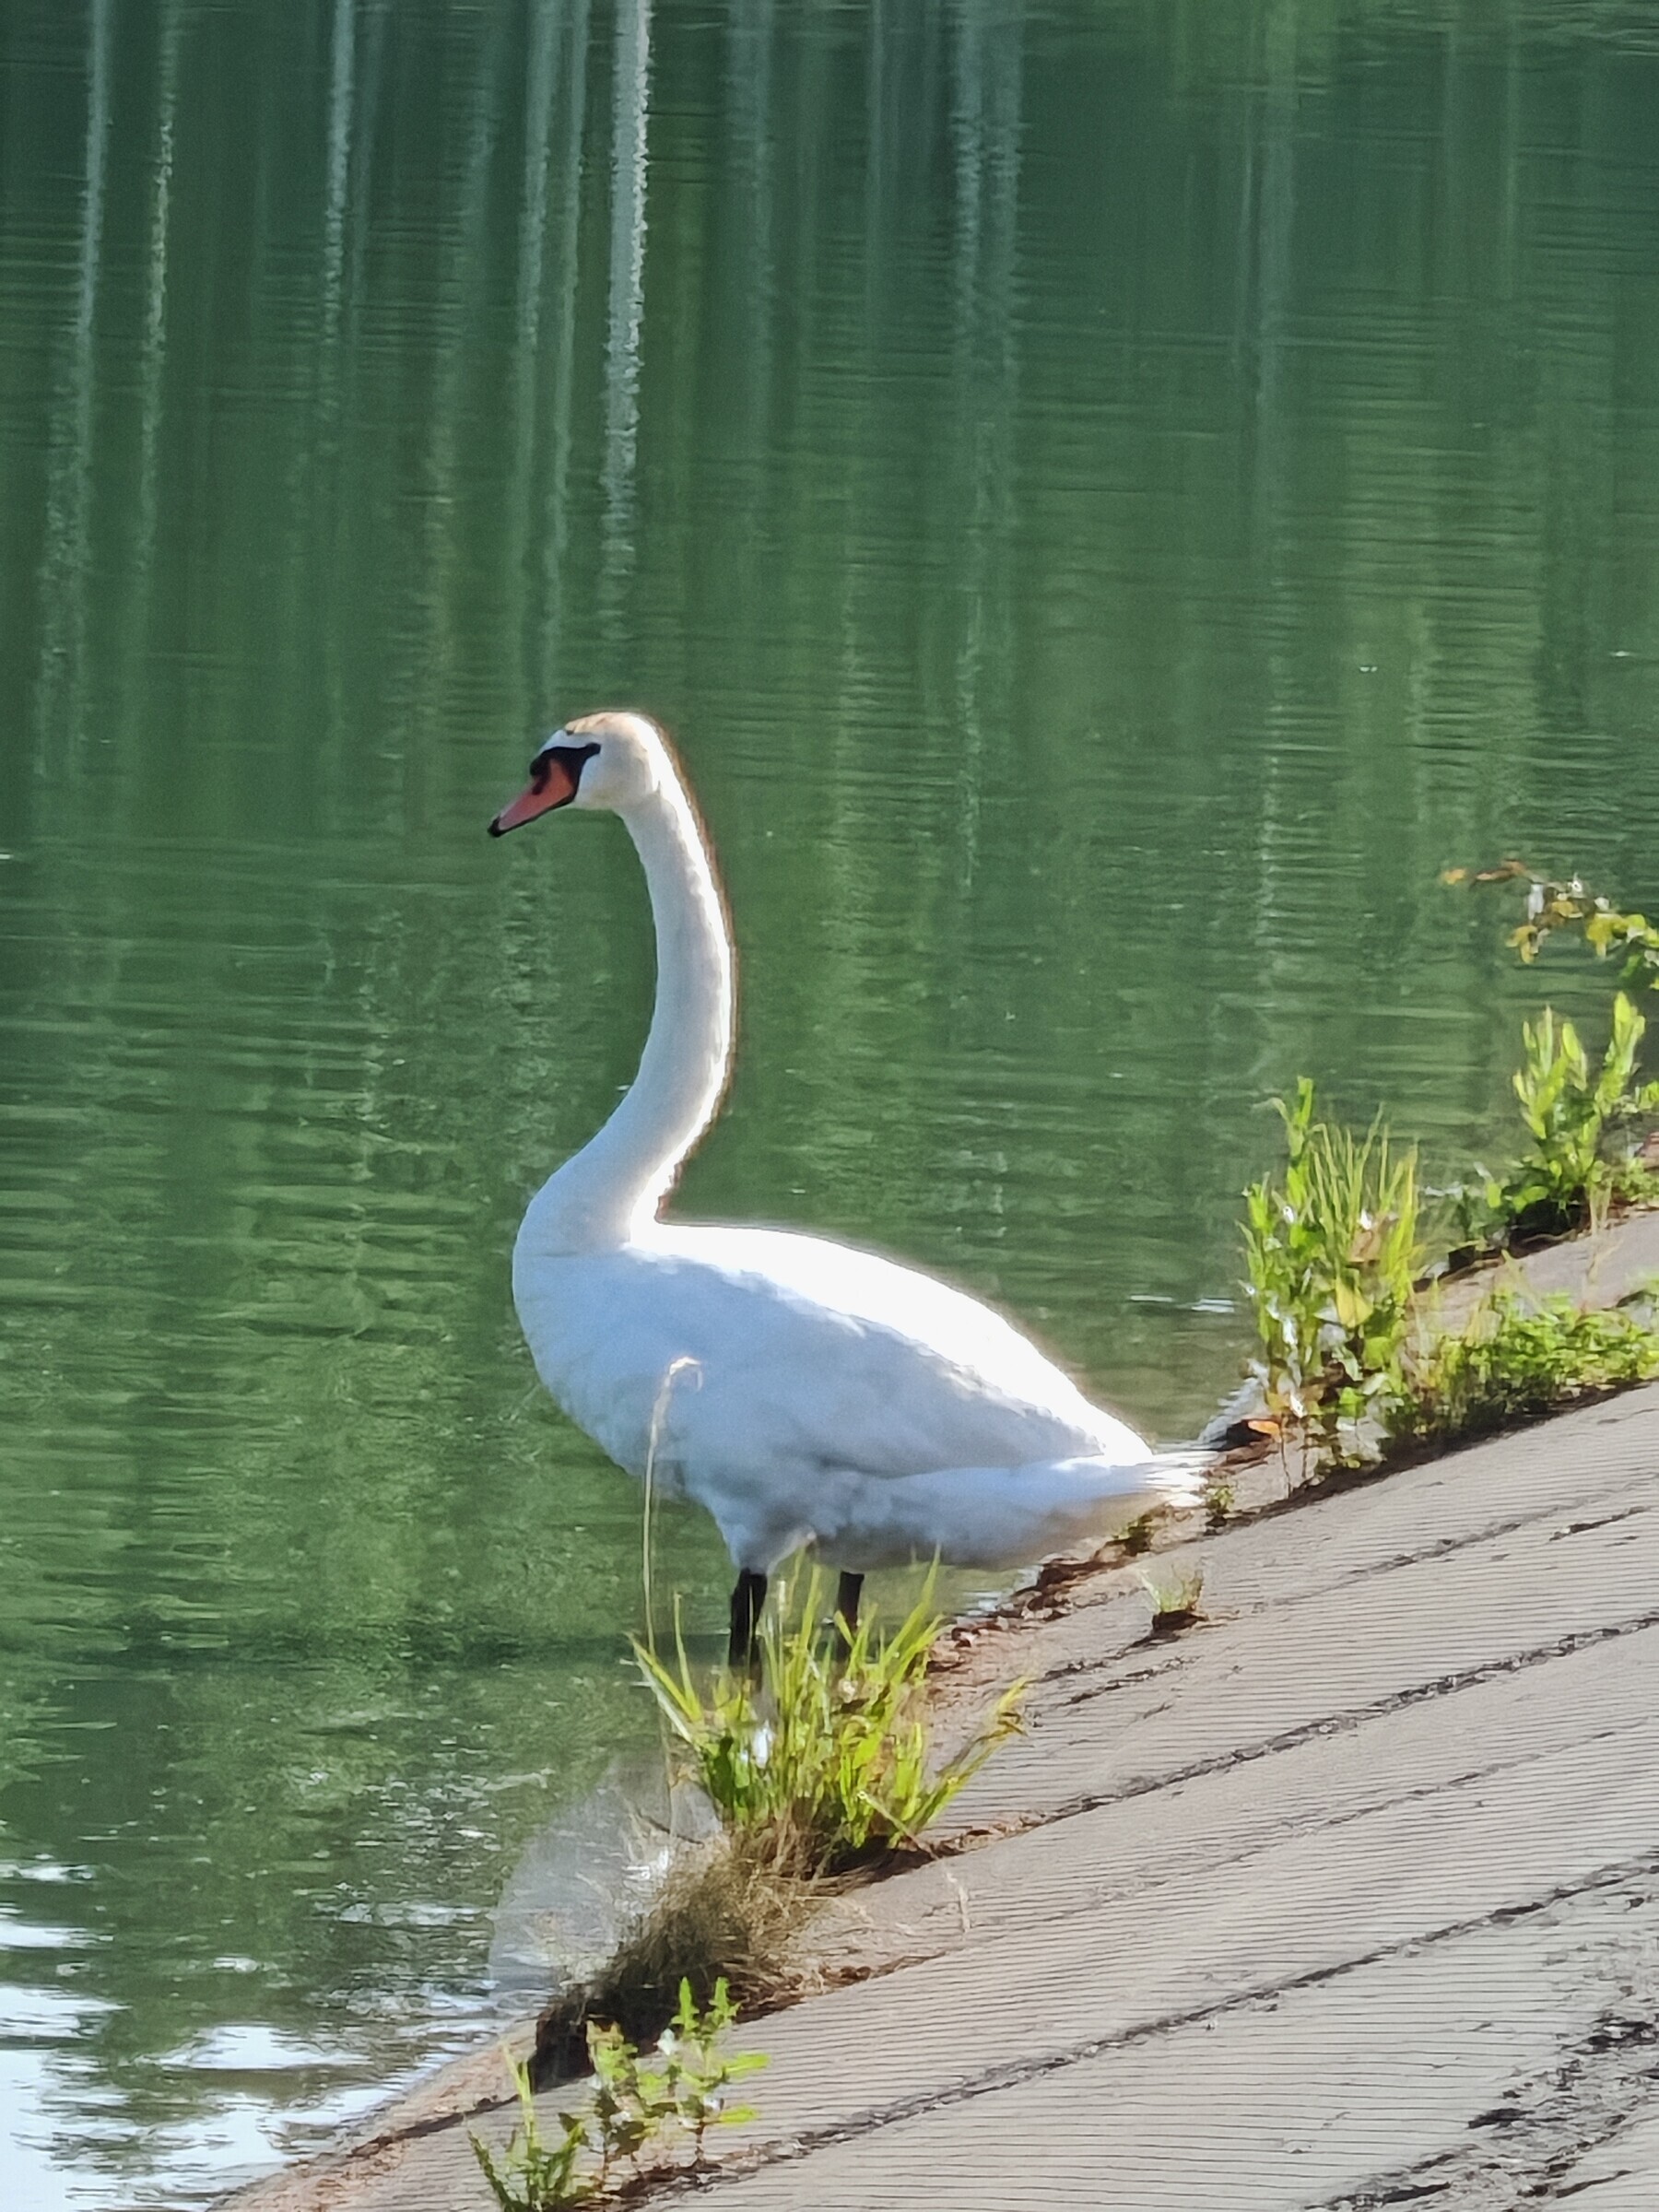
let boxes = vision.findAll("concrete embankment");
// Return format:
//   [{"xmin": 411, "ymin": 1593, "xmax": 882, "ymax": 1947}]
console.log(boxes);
[{"xmin": 231, "ymin": 1225, "xmax": 1659, "ymax": 2212}]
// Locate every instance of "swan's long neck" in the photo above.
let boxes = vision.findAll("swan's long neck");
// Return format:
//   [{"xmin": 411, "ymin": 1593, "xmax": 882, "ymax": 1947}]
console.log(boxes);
[{"xmin": 521, "ymin": 773, "xmax": 734, "ymax": 1255}]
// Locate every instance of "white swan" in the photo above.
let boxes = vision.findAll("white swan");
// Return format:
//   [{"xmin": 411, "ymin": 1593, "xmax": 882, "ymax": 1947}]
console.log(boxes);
[{"xmin": 489, "ymin": 712, "xmax": 1207, "ymax": 1659}]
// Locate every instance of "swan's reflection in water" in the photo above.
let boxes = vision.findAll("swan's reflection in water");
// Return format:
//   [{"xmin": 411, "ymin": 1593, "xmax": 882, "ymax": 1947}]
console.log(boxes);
[{"xmin": 489, "ymin": 1758, "xmax": 721, "ymax": 2003}]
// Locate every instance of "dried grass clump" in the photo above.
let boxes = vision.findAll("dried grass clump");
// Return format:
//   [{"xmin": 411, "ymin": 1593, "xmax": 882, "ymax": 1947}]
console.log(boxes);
[{"xmin": 532, "ymin": 1825, "xmax": 822, "ymax": 2079}]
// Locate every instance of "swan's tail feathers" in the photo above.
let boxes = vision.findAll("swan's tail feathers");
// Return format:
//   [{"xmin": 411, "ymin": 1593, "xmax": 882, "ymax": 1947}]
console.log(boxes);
[
  {"xmin": 814, "ymin": 1449, "xmax": 1218, "ymax": 1573},
  {"xmin": 1110, "ymin": 1446, "xmax": 1214, "ymax": 1517}
]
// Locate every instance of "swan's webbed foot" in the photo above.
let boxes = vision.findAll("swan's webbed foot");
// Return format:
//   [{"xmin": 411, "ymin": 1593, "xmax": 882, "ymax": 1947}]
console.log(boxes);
[{"xmin": 727, "ymin": 1568, "xmax": 767, "ymax": 1679}]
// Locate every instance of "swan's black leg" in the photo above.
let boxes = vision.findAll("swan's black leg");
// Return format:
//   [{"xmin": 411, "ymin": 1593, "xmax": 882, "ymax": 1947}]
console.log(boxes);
[
  {"xmin": 835, "ymin": 1571, "xmax": 864, "ymax": 1632},
  {"xmin": 728, "ymin": 1569, "xmax": 767, "ymax": 1675},
  {"xmin": 832, "ymin": 1571, "xmax": 864, "ymax": 1659}
]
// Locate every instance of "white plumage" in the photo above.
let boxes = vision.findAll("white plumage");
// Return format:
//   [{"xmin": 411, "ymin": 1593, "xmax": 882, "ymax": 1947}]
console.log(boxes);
[{"xmin": 490, "ymin": 712, "xmax": 1205, "ymax": 1620}]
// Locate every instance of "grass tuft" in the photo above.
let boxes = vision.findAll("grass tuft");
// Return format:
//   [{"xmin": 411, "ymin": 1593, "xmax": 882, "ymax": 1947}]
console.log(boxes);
[
  {"xmin": 534, "ymin": 1824, "xmax": 817, "ymax": 2071},
  {"xmin": 1241, "ymin": 1078, "xmax": 1420, "ymax": 1457},
  {"xmin": 1136, "ymin": 1563, "xmax": 1206, "ymax": 1635},
  {"xmin": 632, "ymin": 1571, "xmax": 1022, "ymax": 1877},
  {"xmin": 530, "ymin": 1572, "xmax": 1022, "ymax": 2080},
  {"xmin": 1383, "ymin": 1288, "xmax": 1659, "ymax": 1449}
]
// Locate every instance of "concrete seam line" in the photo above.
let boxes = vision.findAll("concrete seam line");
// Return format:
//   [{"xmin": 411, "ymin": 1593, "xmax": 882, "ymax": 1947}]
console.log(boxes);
[
  {"xmin": 1274, "ymin": 1490, "xmax": 1656, "ymax": 1596},
  {"xmin": 1035, "ymin": 1504, "xmax": 1657, "ymax": 1707},
  {"xmin": 959, "ymin": 1722, "xmax": 1647, "ymax": 1945},
  {"xmin": 1010, "ymin": 1607, "xmax": 1659, "ymax": 1832},
  {"xmin": 1023, "ymin": 1496, "xmax": 1647, "ymax": 1686},
  {"xmin": 660, "ymin": 1852, "xmax": 1659, "ymax": 2196}
]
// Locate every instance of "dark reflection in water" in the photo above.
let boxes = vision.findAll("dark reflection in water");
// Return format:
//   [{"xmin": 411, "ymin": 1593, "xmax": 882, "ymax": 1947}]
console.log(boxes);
[{"xmin": 3, "ymin": 0, "xmax": 1659, "ymax": 2200}]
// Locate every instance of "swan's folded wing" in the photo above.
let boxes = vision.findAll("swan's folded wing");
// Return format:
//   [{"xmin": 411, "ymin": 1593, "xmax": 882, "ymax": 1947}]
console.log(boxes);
[{"xmin": 515, "ymin": 1223, "xmax": 1147, "ymax": 1488}]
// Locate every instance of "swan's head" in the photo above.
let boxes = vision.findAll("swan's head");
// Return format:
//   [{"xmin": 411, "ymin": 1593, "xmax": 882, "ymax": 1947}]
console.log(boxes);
[{"xmin": 488, "ymin": 711, "xmax": 666, "ymax": 835}]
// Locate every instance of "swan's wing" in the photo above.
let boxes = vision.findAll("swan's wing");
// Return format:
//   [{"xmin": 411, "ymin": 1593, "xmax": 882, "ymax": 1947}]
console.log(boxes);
[{"xmin": 514, "ymin": 1223, "xmax": 1146, "ymax": 1488}]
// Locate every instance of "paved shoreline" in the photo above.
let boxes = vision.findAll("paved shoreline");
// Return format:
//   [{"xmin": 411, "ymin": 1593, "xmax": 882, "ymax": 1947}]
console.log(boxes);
[{"xmin": 228, "ymin": 1220, "xmax": 1659, "ymax": 2211}]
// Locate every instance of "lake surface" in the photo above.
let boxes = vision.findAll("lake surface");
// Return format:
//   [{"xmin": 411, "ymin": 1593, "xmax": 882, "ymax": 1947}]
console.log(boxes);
[{"xmin": 4, "ymin": 0, "xmax": 1659, "ymax": 2200}]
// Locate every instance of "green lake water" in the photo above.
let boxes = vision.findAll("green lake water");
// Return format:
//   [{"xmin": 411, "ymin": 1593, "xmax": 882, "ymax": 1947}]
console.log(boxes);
[{"xmin": 4, "ymin": 0, "xmax": 1659, "ymax": 2200}]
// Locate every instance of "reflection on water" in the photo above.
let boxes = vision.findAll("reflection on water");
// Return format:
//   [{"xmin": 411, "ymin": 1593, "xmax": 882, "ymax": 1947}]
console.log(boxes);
[{"xmin": 4, "ymin": 0, "xmax": 1659, "ymax": 2201}]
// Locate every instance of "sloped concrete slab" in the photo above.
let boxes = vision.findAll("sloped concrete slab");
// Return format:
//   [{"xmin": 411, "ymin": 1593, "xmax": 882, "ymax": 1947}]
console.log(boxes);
[
  {"xmin": 700, "ymin": 1886, "xmax": 1659, "ymax": 2210},
  {"xmin": 225, "ymin": 1376, "xmax": 1659, "ymax": 2212}
]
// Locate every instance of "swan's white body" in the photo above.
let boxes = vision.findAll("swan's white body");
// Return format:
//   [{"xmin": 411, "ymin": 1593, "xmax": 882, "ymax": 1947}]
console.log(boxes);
[{"xmin": 498, "ymin": 713, "xmax": 1204, "ymax": 1577}]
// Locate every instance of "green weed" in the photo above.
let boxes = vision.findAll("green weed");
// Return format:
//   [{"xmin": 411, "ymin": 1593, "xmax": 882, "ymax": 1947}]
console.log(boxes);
[
  {"xmin": 1439, "ymin": 865, "xmax": 1659, "ymax": 1253},
  {"xmin": 532, "ymin": 1820, "xmax": 816, "ymax": 2071},
  {"xmin": 1117, "ymin": 1511, "xmax": 1157, "ymax": 1558},
  {"xmin": 1136, "ymin": 1563, "xmax": 1206, "ymax": 1634},
  {"xmin": 648, "ymin": 1974, "xmax": 769, "ymax": 2165},
  {"xmin": 1383, "ymin": 1288, "xmax": 1659, "ymax": 1449},
  {"xmin": 1241, "ymin": 1079, "xmax": 1420, "ymax": 1456},
  {"xmin": 1204, "ymin": 1477, "xmax": 1236, "ymax": 1531},
  {"xmin": 472, "ymin": 1978, "xmax": 767, "ymax": 2208},
  {"xmin": 586, "ymin": 1978, "xmax": 766, "ymax": 2177},
  {"xmin": 1451, "ymin": 994, "xmax": 1659, "ymax": 1249},
  {"xmin": 633, "ymin": 1573, "xmax": 1022, "ymax": 1875},
  {"xmin": 1445, "ymin": 861, "xmax": 1659, "ymax": 990},
  {"xmin": 473, "ymin": 2057, "xmax": 587, "ymax": 2212}
]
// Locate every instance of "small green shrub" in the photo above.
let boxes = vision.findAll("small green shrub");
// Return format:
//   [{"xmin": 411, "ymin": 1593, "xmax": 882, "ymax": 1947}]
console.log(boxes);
[
  {"xmin": 586, "ymin": 1978, "xmax": 766, "ymax": 2176},
  {"xmin": 1383, "ymin": 1289, "xmax": 1659, "ymax": 1449},
  {"xmin": 649, "ymin": 1975, "xmax": 769, "ymax": 2165},
  {"xmin": 1453, "ymin": 994, "xmax": 1659, "ymax": 1249},
  {"xmin": 1446, "ymin": 861, "xmax": 1659, "ymax": 989},
  {"xmin": 1241, "ymin": 1079, "xmax": 1420, "ymax": 1454},
  {"xmin": 633, "ymin": 1574, "xmax": 1021, "ymax": 1874},
  {"xmin": 1136, "ymin": 1563, "xmax": 1206, "ymax": 1634},
  {"xmin": 472, "ymin": 1979, "xmax": 767, "ymax": 2209}
]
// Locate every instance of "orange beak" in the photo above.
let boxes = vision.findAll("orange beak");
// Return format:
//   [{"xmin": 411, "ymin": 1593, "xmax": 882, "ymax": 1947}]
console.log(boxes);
[{"xmin": 488, "ymin": 751, "xmax": 582, "ymax": 837}]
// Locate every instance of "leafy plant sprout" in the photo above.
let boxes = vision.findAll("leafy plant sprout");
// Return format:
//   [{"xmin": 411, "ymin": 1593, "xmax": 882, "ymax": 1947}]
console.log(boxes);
[
  {"xmin": 470, "ymin": 1979, "xmax": 768, "ymax": 2210},
  {"xmin": 653, "ymin": 1974, "xmax": 768, "ymax": 2167},
  {"xmin": 1136, "ymin": 1563, "xmax": 1206, "ymax": 1635},
  {"xmin": 1117, "ymin": 1511, "xmax": 1157, "ymax": 1558},
  {"xmin": 1241, "ymin": 1079, "xmax": 1420, "ymax": 1461},
  {"xmin": 633, "ymin": 1570, "xmax": 1023, "ymax": 1875},
  {"xmin": 1383, "ymin": 1287, "xmax": 1659, "ymax": 1449},
  {"xmin": 1446, "ymin": 994, "xmax": 1659, "ymax": 1253},
  {"xmin": 1204, "ymin": 1477, "xmax": 1236, "ymax": 1531}
]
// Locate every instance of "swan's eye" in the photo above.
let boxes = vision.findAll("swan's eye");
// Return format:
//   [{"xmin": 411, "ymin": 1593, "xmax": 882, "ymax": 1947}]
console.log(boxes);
[{"xmin": 529, "ymin": 742, "xmax": 601, "ymax": 791}]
